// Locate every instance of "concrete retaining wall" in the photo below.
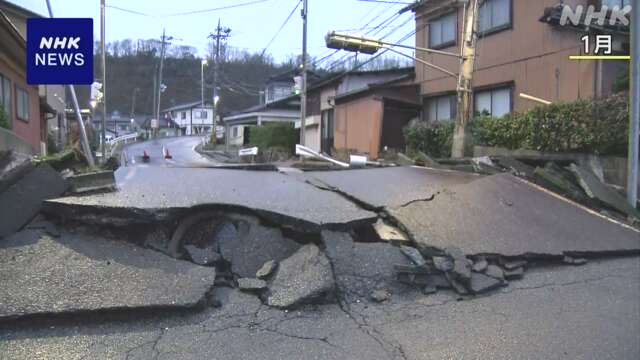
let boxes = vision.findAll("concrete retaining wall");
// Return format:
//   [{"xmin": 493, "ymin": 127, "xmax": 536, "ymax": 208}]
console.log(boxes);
[{"xmin": 474, "ymin": 146, "xmax": 639, "ymax": 193}]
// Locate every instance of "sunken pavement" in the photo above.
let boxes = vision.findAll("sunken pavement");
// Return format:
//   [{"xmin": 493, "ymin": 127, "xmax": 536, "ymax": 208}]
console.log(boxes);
[{"xmin": 1, "ymin": 165, "xmax": 639, "ymax": 359}]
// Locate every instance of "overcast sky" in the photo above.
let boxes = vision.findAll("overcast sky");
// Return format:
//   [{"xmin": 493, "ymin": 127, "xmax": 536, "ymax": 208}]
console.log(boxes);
[{"xmin": 14, "ymin": 0, "xmax": 416, "ymax": 63}]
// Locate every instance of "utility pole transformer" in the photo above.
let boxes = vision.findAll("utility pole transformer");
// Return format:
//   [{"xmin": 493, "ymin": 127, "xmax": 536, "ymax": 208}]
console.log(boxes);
[
  {"xmin": 629, "ymin": 2, "xmax": 639, "ymax": 207},
  {"xmin": 209, "ymin": 20, "xmax": 231, "ymax": 144},
  {"xmin": 300, "ymin": 0, "xmax": 308, "ymax": 146},
  {"xmin": 452, "ymin": 0, "xmax": 479, "ymax": 158}
]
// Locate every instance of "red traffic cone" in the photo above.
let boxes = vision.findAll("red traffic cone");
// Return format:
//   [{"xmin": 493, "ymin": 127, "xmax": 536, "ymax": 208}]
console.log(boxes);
[
  {"xmin": 142, "ymin": 150, "xmax": 150, "ymax": 162},
  {"xmin": 164, "ymin": 147, "xmax": 172, "ymax": 159}
]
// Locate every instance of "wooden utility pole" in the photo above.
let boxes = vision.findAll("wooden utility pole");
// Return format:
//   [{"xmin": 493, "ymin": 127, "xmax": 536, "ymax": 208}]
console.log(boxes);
[
  {"xmin": 300, "ymin": 0, "xmax": 308, "ymax": 146},
  {"xmin": 209, "ymin": 20, "xmax": 231, "ymax": 144},
  {"xmin": 452, "ymin": 0, "xmax": 480, "ymax": 158}
]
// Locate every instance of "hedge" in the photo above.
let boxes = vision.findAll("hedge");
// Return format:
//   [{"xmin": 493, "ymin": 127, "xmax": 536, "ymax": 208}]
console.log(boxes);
[
  {"xmin": 247, "ymin": 122, "xmax": 297, "ymax": 154},
  {"xmin": 404, "ymin": 92, "xmax": 629, "ymax": 157}
]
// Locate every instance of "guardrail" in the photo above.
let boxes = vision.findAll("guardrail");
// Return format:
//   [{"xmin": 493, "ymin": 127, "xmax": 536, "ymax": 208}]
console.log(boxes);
[{"xmin": 107, "ymin": 132, "xmax": 139, "ymax": 157}]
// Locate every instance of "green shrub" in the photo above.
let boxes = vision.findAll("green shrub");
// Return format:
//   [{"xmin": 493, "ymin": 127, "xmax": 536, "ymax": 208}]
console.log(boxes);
[
  {"xmin": 403, "ymin": 120, "xmax": 454, "ymax": 158},
  {"xmin": 404, "ymin": 93, "xmax": 629, "ymax": 158},
  {"xmin": 471, "ymin": 93, "xmax": 628, "ymax": 155},
  {"xmin": 247, "ymin": 123, "xmax": 297, "ymax": 154},
  {"xmin": 0, "ymin": 108, "xmax": 10, "ymax": 130}
]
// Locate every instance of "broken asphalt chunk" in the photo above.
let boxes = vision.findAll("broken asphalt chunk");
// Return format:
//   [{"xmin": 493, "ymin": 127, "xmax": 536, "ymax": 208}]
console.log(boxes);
[
  {"xmin": 0, "ymin": 229, "xmax": 216, "ymax": 319},
  {"xmin": 238, "ymin": 278, "xmax": 267, "ymax": 293},
  {"xmin": 369, "ymin": 289, "xmax": 391, "ymax": 303},
  {"xmin": 503, "ymin": 267, "xmax": 525, "ymax": 280},
  {"xmin": 256, "ymin": 260, "xmax": 278, "ymax": 279},
  {"xmin": 484, "ymin": 265, "xmax": 505, "ymax": 281},
  {"xmin": 433, "ymin": 256, "xmax": 454, "ymax": 272},
  {"xmin": 569, "ymin": 164, "xmax": 640, "ymax": 219},
  {"xmin": 562, "ymin": 256, "xmax": 588, "ymax": 266},
  {"xmin": 501, "ymin": 259, "xmax": 528, "ymax": 270},
  {"xmin": 266, "ymin": 244, "xmax": 334, "ymax": 309},
  {"xmin": 400, "ymin": 246, "xmax": 427, "ymax": 267},
  {"xmin": 323, "ymin": 230, "xmax": 412, "ymax": 302},
  {"xmin": 472, "ymin": 258, "xmax": 488, "ymax": 273},
  {"xmin": 0, "ymin": 164, "xmax": 67, "ymax": 238},
  {"xmin": 470, "ymin": 272, "xmax": 505, "ymax": 294}
]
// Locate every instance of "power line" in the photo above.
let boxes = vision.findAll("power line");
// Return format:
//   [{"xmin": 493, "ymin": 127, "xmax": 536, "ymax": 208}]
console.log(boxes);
[
  {"xmin": 315, "ymin": 3, "xmax": 404, "ymax": 69},
  {"xmin": 105, "ymin": 0, "xmax": 272, "ymax": 18},
  {"xmin": 166, "ymin": 0, "xmax": 272, "ymax": 17},
  {"xmin": 261, "ymin": 0, "xmax": 302, "ymax": 57}
]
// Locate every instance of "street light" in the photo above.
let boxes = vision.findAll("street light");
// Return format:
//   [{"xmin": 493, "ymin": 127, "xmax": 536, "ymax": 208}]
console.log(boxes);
[
  {"xmin": 200, "ymin": 59, "xmax": 208, "ymax": 136},
  {"xmin": 325, "ymin": 32, "xmax": 460, "ymax": 77}
]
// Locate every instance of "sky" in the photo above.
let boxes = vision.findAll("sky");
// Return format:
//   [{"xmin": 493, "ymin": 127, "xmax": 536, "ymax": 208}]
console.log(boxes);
[{"xmin": 13, "ymin": 0, "xmax": 417, "ymax": 64}]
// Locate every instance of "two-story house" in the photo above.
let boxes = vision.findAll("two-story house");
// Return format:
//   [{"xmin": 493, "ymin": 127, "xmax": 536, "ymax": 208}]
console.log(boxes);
[
  {"xmin": 0, "ymin": 6, "xmax": 42, "ymax": 154},
  {"xmin": 0, "ymin": 0, "xmax": 67, "ymax": 150},
  {"xmin": 409, "ymin": 0, "xmax": 629, "ymax": 122},
  {"xmin": 163, "ymin": 101, "xmax": 215, "ymax": 136}
]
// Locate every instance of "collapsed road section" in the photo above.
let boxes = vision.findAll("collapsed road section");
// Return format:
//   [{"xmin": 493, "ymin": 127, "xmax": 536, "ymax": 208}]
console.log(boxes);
[{"xmin": 1, "ymin": 165, "xmax": 639, "ymax": 359}]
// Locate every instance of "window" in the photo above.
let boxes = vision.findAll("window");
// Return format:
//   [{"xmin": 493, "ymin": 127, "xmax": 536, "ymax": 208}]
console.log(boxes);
[
  {"xmin": 429, "ymin": 12, "xmax": 457, "ymax": 48},
  {"xmin": 198, "ymin": 111, "xmax": 208, "ymax": 119},
  {"xmin": 232, "ymin": 126, "xmax": 239, "ymax": 138},
  {"xmin": 424, "ymin": 94, "xmax": 456, "ymax": 122},
  {"xmin": 181, "ymin": 111, "xmax": 186, "ymax": 120},
  {"xmin": 16, "ymin": 88, "xmax": 29, "ymax": 122},
  {"xmin": 0, "ymin": 74, "xmax": 10, "ymax": 117},
  {"xmin": 602, "ymin": 0, "xmax": 630, "ymax": 8},
  {"xmin": 478, "ymin": 0, "xmax": 511, "ymax": 34},
  {"xmin": 474, "ymin": 87, "xmax": 511, "ymax": 117}
]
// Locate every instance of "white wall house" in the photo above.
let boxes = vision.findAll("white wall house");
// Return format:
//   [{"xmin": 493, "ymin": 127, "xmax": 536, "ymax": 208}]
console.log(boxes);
[{"xmin": 163, "ymin": 101, "xmax": 215, "ymax": 136}]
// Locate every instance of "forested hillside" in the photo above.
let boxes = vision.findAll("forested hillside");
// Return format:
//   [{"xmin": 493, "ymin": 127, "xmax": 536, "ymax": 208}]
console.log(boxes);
[{"xmin": 79, "ymin": 39, "xmax": 409, "ymax": 117}]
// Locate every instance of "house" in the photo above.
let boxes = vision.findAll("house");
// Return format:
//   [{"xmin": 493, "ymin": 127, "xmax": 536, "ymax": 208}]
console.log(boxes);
[
  {"xmin": 222, "ymin": 69, "xmax": 321, "ymax": 146},
  {"xmin": 224, "ymin": 95, "xmax": 300, "ymax": 146},
  {"xmin": 0, "ymin": 0, "xmax": 67, "ymax": 150},
  {"xmin": 408, "ymin": 0, "xmax": 630, "ymax": 122},
  {"xmin": 0, "ymin": 7, "xmax": 42, "ymax": 154},
  {"xmin": 162, "ymin": 101, "xmax": 216, "ymax": 136},
  {"xmin": 300, "ymin": 68, "xmax": 420, "ymax": 158},
  {"xmin": 91, "ymin": 111, "xmax": 150, "ymax": 139},
  {"xmin": 263, "ymin": 69, "xmax": 322, "ymax": 104}
]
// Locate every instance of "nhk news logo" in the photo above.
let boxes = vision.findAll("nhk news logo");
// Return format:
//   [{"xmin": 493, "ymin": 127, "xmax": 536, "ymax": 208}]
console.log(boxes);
[{"xmin": 27, "ymin": 18, "xmax": 94, "ymax": 85}]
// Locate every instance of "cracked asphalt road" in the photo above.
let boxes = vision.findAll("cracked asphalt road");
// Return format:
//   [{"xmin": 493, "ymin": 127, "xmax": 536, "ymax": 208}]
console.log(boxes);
[{"xmin": 1, "ymin": 257, "xmax": 638, "ymax": 359}]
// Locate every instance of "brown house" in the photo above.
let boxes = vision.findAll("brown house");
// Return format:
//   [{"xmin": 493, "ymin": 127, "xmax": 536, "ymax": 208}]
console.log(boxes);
[
  {"xmin": 0, "ymin": 8, "xmax": 42, "ymax": 153},
  {"xmin": 409, "ymin": 0, "xmax": 629, "ymax": 122},
  {"xmin": 301, "ymin": 68, "xmax": 420, "ymax": 159}
]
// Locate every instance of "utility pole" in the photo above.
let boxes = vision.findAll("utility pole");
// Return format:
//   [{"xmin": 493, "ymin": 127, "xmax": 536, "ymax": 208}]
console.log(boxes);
[
  {"xmin": 100, "ymin": 0, "xmax": 107, "ymax": 162},
  {"xmin": 156, "ymin": 29, "xmax": 172, "ymax": 138},
  {"xmin": 451, "ymin": 0, "xmax": 479, "ymax": 158},
  {"xmin": 300, "ymin": 0, "xmax": 308, "ymax": 146},
  {"xmin": 629, "ymin": 1, "xmax": 639, "ymax": 208},
  {"xmin": 45, "ymin": 0, "xmax": 94, "ymax": 166},
  {"xmin": 209, "ymin": 20, "xmax": 231, "ymax": 144}
]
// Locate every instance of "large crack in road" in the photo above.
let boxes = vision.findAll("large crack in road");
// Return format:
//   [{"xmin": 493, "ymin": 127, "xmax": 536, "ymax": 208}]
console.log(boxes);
[{"xmin": 1, "ymin": 166, "xmax": 639, "ymax": 359}]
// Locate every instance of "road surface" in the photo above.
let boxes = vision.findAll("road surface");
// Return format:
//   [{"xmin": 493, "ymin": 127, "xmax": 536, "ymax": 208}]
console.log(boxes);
[{"xmin": 121, "ymin": 136, "xmax": 213, "ymax": 168}]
